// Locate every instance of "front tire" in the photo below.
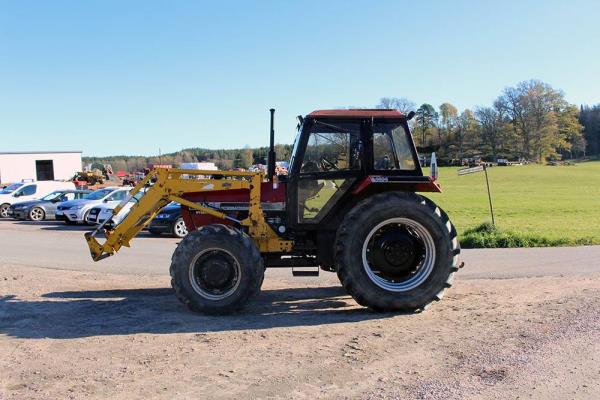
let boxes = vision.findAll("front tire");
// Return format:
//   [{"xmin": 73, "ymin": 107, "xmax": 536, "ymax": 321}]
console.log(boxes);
[
  {"xmin": 335, "ymin": 192, "xmax": 460, "ymax": 312},
  {"xmin": 171, "ymin": 217, "xmax": 188, "ymax": 238},
  {"xmin": 170, "ymin": 224, "xmax": 264, "ymax": 314},
  {"xmin": 0, "ymin": 203, "xmax": 10, "ymax": 218},
  {"xmin": 29, "ymin": 207, "xmax": 45, "ymax": 221}
]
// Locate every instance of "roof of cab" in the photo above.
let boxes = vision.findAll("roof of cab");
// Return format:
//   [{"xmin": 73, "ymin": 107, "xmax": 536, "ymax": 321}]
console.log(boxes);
[{"xmin": 308, "ymin": 109, "xmax": 405, "ymax": 118}]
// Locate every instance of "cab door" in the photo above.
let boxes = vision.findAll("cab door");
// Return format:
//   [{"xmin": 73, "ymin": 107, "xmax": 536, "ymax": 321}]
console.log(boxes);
[{"xmin": 288, "ymin": 118, "xmax": 366, "ymax": 228}]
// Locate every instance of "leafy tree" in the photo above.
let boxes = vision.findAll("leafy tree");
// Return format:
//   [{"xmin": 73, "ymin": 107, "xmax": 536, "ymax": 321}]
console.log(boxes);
[
  {"xmin": 415, "ymin": 103, "xmax": 438, "ymax": 146},
  {"xmin": 495, "ymin": 80, "xmax": 580, "ymax": 161},
  {"xmin": 557, "ymin": 104, "xmax": 584, "ymax": 159},
  {"xmin": 475, "ymin": 106, "xmax": 510, "ymax": 160},
  {"xmin": 453, "ymin": 109, "xmax": 478, "ymax": 159},
  {"xmin": 241, "ymin": 148, "xmax": 254, "ymax": 168},
  {"xmin": 438, "ymin": 102, "xmax": 458, "ymax": 148},
  {"xmin": 580, "ymin": 104, "xmax": 600, "ymax": 155}
]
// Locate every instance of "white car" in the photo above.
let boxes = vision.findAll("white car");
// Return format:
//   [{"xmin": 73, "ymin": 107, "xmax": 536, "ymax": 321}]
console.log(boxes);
[
  {"xmin": 86, "ymin": 191, "xmax": 145, "ymax": 226},
  {"xmin": 0, "ymin": 181, "xmax": 76, "ymax": 218},
  {"xmin": 55, "ymin": 187, "xmax": 131, "ymax": 225}
]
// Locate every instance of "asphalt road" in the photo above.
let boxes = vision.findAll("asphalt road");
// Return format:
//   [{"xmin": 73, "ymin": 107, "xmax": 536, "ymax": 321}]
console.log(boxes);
[{"xmin": 1, "ymin": 219, "xmax": 599, "ymax": 280}]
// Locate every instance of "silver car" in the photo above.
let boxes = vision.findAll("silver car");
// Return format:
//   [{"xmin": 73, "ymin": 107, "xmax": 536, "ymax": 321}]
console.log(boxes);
[{"xmin": 9, "ymin": 190, "xmax": 91, "ymax": 221}]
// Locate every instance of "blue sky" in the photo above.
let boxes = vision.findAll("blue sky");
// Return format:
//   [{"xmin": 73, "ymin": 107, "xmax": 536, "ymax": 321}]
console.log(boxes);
[{"xmin": 1, "ymin": 0, "xmax": 599, "ymax": 156}]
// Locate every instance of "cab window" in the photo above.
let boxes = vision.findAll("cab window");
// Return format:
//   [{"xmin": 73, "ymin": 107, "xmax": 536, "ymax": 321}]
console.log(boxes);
[
  {"xmin": 301, "ymin": 121, "xmax": 361, "ymax": 173},
  {"xmin": 372, "ymin": 122, "xmax": 416, "ymax": 170}
]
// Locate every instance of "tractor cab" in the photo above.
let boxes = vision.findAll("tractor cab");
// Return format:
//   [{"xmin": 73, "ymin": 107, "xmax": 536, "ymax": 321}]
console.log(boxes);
[{"xmin": 285, "ymin": 109, "xmax": 439, "ymax": 231}]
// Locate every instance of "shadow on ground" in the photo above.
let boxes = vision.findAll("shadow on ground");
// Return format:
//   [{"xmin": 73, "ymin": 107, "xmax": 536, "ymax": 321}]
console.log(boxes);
[
  {"xmin": 0, "ymin": 286, "xmax": 394, "ymax": 339},
  {"xmin": 13, "ymin": 221, "xmax": 173, "ymax": 238}
]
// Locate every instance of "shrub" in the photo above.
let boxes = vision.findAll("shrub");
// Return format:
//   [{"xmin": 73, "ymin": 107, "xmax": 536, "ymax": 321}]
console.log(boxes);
[{"xmin": 459, "ymin": 223, "xmax": 594, "ymax": 248}]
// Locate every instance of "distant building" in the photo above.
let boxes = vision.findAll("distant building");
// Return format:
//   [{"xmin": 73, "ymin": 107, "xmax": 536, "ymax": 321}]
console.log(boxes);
[
  {"xmin": 0, "ymin": 151, "xmax": 82, "ymax": 184},
  {"xmin": 179, "ymin": 162, "xmax": 218, "ymax": 171}
]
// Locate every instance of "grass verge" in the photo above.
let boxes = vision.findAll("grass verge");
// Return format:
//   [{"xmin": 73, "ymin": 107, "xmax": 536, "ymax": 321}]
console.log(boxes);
[{"xmin": 459, "ymin": 223, "xmax": 595, "ymax": 249}]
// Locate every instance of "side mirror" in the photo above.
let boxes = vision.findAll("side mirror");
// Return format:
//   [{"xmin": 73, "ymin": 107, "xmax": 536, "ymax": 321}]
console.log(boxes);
[{"xmin": 406, "ymin": 111, "xmax": 416, "ymax": 121}]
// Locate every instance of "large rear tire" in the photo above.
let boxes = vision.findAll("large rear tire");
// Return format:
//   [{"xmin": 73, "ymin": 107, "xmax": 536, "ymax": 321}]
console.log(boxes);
[
  {"xmin": 335, "ymin": 192, "xmax": 460, "ymax": 312},
  {"xmin": 169, "ymin": 224, "xmax": 264, "ymax": 314}
]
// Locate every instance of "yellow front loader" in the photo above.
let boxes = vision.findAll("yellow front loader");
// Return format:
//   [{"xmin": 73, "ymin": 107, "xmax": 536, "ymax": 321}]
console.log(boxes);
[{"xmin": 85, "ymin": 168, "xmax": 291, "ymax": 261}]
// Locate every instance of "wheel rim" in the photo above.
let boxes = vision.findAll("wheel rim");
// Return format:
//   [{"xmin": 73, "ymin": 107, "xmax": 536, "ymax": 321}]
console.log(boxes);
[
  {"xmin": 361, "ymin": 217, "xmax": 436, "ymax": 292},
  {"xmin": 30, "ymin": 208, "xmax": 44, "ymax": 221},
  {"xmin": 0, "ymin": 205, "xmax": 8, "ymax": 217},
  {"xmin": 174, "ymin": 219, "xmax": 188, "ymax": 237},
  {"xmin": 189, "ymin": 248, "xmax": 241, "ymax": 300}
]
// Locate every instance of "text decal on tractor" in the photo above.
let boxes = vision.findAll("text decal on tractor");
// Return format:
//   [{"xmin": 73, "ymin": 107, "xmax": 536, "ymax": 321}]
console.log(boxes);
[{"xmin": 84, "ymin": 109, "xmax": 461, "ymax": 314}]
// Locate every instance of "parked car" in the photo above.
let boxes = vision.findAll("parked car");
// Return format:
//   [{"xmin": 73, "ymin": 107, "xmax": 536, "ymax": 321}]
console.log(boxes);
[
  {"xmin": 8, "ymin": 189, "xmax": 91, "ymax": 221},
  {"xmin": 86, "ymin": 191, "xmax": 145, "ymax": 226},
  {"xmin": 0, "ymin": 181, "xmax": 76, "ymax": 218},
  {"xmin": 147, "ymin": 203, "xmax": 188, "ymax": 238},
  {"xmin": 55, "ymin": 187, "xmax": 131, "ymax": 225}
]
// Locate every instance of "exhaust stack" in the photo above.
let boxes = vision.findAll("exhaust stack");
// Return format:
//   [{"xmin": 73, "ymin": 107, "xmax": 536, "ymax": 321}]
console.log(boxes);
[{"xmin": 268, "ymin": 108, "xmax": 276, "ymax": 181}]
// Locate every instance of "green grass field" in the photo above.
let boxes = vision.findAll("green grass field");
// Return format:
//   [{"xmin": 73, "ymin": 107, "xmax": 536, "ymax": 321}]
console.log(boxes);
[{"xmin": 424, "ymin": 161, "xmax": 600, "ymax": 244}]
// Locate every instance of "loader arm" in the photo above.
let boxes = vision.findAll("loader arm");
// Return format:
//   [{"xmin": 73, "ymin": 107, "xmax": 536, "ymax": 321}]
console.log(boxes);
[{"xmin": 84, "ymin": 168, "xmax": 293, "ymax": 261}]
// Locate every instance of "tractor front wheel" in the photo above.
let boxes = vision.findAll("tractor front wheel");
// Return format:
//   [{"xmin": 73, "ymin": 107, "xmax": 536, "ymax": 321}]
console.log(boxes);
[
  {"xmin": 335, "ymin": 192, "xmax": 460, "ymax": 312},
  {"xmin": 170, "ymin": 224, "xmax": 264, "ymax": 314}
]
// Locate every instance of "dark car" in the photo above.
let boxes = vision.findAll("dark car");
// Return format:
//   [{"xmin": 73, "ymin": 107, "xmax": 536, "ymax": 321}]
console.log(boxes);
[
  {"xmin": 9, "ymin": 189, "xmax": 91, "ymax": 221},
  {"xmin": 147, "ymin": 203, "xmax": 188, "ymax": 238}
]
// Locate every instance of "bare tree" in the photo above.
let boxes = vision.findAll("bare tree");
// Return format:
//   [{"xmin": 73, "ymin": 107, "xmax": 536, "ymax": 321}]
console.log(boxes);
[{"xmin": 377, "ymin": 97, "xmax": 417, "ymax": 114}]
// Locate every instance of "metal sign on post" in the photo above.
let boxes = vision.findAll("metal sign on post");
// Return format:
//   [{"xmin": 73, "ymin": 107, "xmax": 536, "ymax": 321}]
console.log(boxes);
[
  {"xmin": 457, "ymin": 164, "xmax": 495, "ymax": 225},
  {"xmin": 457, "ymin": 165, "xmax": 484, "ymax": 175}
]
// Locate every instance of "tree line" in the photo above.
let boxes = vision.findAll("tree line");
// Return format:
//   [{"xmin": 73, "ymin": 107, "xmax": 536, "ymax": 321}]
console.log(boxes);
[
  {"xmin": 84, "ymin": 145, "xmax": 293, "ymax": 173},
  {"xmin": 380, "ymin": 80, "xmax": 589, "ymax": 163},
  {"xmin": 84, "ymin": 79, "xmax": 599, "ymax": 172}
]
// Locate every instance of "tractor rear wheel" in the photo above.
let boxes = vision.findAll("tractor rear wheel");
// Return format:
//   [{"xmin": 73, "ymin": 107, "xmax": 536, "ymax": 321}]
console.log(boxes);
[
  {"xmin": 169, "ymin": 224, "xmax": 264, "ymax": 314},
  {"xmin": 335, "ymin": 192, "xmax": 460, "ymax": 312}
]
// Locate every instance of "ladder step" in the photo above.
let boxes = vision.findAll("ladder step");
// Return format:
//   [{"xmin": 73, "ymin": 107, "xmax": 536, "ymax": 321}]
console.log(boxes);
[{"xmin": 292, "ymin": 268, "xmax": 319, "ymax": 277}]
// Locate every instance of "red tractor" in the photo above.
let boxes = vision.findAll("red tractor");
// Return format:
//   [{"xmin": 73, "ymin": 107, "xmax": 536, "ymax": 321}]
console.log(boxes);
[{"xmin": 86, "ymin": 109, "xmax": 460, "ymax": 314}]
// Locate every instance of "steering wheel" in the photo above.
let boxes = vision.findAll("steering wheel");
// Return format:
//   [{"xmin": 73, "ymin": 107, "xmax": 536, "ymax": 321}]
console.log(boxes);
[{"xmin": 321, "ymin": 157, "xmax": 339, "ymax": 171}]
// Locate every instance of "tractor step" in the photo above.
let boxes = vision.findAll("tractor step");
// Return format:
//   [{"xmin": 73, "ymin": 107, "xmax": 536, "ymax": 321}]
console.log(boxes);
[{"xmin": 292, "ymin": 267, "xmax": 319, "ymax": 277}]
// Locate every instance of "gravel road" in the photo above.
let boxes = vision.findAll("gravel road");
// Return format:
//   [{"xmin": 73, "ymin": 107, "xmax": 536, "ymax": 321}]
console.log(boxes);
[{"xmin": 1, "ymin": 220, "xmax": 599, "ymax": 399}]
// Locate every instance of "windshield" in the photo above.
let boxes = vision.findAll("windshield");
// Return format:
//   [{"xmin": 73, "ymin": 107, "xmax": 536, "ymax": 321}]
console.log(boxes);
[
  {"xmin": 84, "ymin": 188, "xmax": 114, "ymax": 200},
  {"xmin": 0, "ymin": 183, "xmax": 23, "ymax": 194},
  {"xmin": 41, "ymin": 191, "xmax": 64, "ymax": 201}
]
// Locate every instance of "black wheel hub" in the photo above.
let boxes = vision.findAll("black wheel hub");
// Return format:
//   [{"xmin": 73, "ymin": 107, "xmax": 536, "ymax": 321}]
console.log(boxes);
[
  {"xmin": 194, "ymin": 251, "xmax": 238, "ymax": 294},
  {"xmin": 367, "ymin": 226, "xmax": 425, "ymax": 280}
]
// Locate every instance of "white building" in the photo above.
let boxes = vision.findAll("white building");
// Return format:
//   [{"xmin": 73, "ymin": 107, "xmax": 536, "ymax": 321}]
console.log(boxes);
[
  {"xmin": 179, "ymin": 162, "xmax": 218, "ymax": 171},
  {"xmin": 0, "ymin": 151, "xmax": 82, "ymax": 184}
]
